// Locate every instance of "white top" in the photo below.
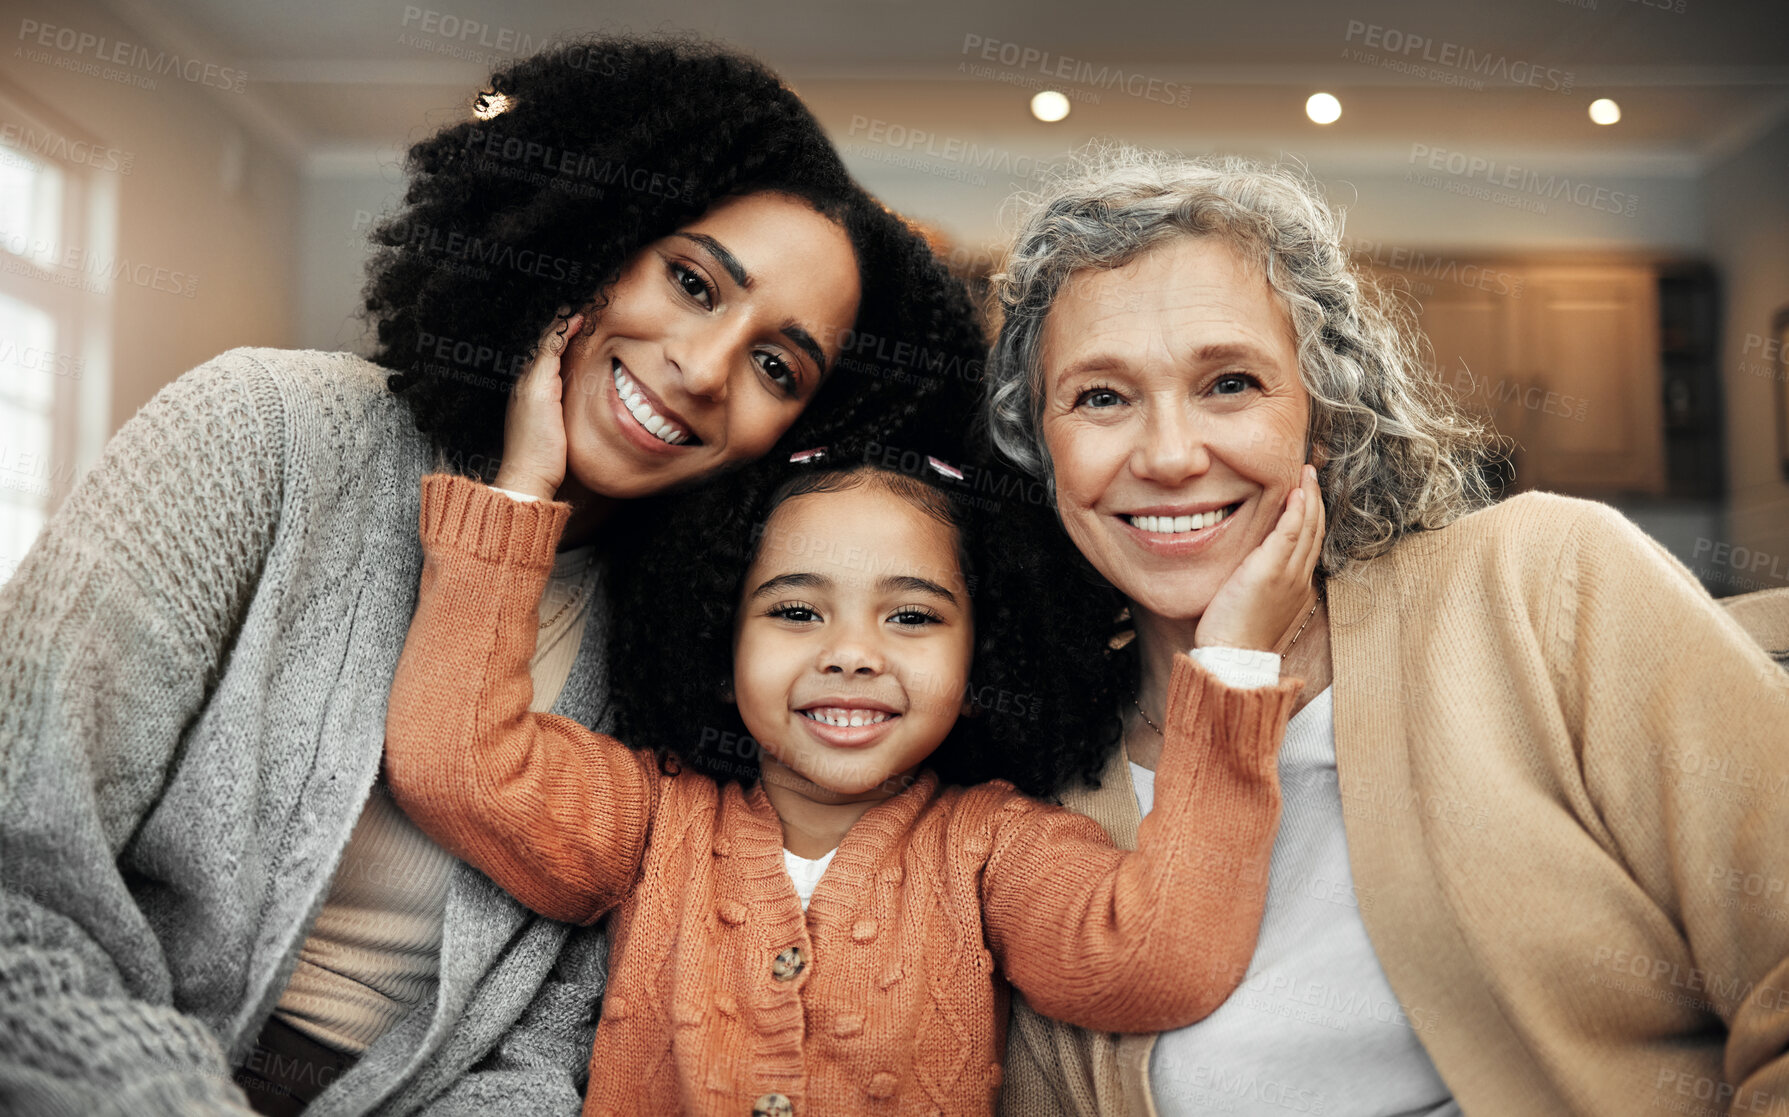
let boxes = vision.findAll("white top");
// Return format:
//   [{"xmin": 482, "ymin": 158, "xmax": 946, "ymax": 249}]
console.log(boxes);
[
  {"xmin": 784, "ymin": 847, "xmax": 837, "ymax": 911},
  {"xmin": 1136, "ymin": 655, "xmax": 1459, "ymax": 1117}
]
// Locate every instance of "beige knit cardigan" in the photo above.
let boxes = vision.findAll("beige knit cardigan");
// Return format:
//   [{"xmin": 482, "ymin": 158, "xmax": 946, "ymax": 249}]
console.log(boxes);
[{"xmin": 1002, "ymin": 492, "xmax": 1789, "ymax": 1117}]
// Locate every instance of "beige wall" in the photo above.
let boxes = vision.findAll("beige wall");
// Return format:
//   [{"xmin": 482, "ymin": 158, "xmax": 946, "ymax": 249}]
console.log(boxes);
[
  {"xmin": 843, "ymin": 151, "xmax": 1705, "ymax": 262},
  {"xmin": 0, "ymin": 0, "xmax": 298, "ymax": 439},
  {"xmin": 295, "ymin": 171, "xmax": 401, "ymax": 354},
  {"xmin": 1704, "ymin": 118, "xmax": 1789, "ymax": 592}
]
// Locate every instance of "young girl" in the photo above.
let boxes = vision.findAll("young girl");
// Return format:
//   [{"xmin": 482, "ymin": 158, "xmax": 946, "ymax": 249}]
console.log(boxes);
[{"xmin": 382, "ymin": 341, "xmax": 1326, "ymax": 1116}]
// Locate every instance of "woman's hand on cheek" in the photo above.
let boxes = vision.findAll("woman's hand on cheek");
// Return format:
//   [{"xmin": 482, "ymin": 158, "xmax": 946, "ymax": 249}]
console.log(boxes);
[
  {"xmin": 493, "ymin": 312, "xmax": 583, "ymax": 501},
  {"xmin": 1192, "ymin": 464, "xmax": 1326, "ymax": 652}
]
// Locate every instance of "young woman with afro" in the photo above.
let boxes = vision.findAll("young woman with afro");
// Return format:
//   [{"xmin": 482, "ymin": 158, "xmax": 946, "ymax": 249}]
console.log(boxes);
[{"xmin": 0, "ymin": 34, "xmax": 983, "ymax": 1117}]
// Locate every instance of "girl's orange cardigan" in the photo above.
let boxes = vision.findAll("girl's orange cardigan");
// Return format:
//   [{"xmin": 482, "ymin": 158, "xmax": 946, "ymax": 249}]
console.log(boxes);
[{"xmin": 384, "ymin": 475, "xmax": 1299, "ymax": 1117}]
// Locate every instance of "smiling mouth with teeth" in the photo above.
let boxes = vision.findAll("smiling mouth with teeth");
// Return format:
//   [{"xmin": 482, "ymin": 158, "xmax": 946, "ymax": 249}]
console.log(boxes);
[
  {"xmin": 800, "ymin": 707, "xmax": 898, "ymax": 728},
  {"xmin": 611, "ymin": 361, "xmax": 693, "ymax": 445},
  {"xmin": 1125, "ymin": 504, "xmax": 1240, "ymax": 534}
]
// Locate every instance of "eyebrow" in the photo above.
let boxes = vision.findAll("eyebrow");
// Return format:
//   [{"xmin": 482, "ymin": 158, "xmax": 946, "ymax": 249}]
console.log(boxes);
[
  {"xmin": 676, "ymin": 232, "xmax": 833, "ymax": 376},
  {"xmin": 747, "ymin": 570, "xmax": 958, "ymax": 606},
  {"xmin": 750, "ymin": 571, "xmax": 829, "ymax": 600},
  {"xmin": 880, "ymin": 574, "xmax": 957, "ymax": 606},
  {"xmin": 780, "ymin": 323, "xmax": 829, "ymax": 376},
  {"xmin": 675, "ymin": 232, "xmax": 749, "ymax": 288},
  {"xmin": 1189, "ymin": 342, "xmax": 1274, "ymax": 365}
]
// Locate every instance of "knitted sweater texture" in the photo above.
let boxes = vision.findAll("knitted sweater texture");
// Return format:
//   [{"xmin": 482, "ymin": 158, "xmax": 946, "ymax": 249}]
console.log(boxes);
[
  {"xmin": 383, "ymin": 475, "xmax": 1302, "ymax": 1117},
  {"xmin": 0, "ymin": 350, "xmax": 606, "ymax": 1117}
]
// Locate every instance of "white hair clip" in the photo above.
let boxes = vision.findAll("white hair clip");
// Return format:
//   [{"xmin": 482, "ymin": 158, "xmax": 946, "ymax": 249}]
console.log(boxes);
[
  {"xmin": 472, "ymin": 91, "xmax": 511, "ymax": 120},
  {"xmin": 789, "ymin": 447, "xmax": 827, "ymax": 464},
  {"xmin": 926, "ymin": 456, "xmax": 965, "ymax": 481}
]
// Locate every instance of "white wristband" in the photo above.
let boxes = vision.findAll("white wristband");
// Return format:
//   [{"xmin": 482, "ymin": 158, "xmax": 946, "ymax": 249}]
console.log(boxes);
[
  {"xmin": 1189, "ymin": 646, "xmax": 1281, "ymax": 689},
  {"xmin": 490, "ymin": 485, "xmax": 541, "ymax": 504}
]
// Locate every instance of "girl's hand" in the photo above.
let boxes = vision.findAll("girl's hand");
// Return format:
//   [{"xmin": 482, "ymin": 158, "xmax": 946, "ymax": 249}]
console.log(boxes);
[
  {"xmin": 1193, "ymin": 464, "xmax": 1326, "ymax": 653},
  {"xmin": 493, "ymin": 312, "xmax": 583, "ymax": 501}
]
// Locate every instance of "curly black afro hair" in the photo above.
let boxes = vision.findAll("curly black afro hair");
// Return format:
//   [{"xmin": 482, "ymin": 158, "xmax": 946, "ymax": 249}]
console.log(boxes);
[
  {"xmin": 604, "ymin": 430, "xmax": 1132, "ymax": 802},
  {"xmin": 363, "ymin": 34, "xmax": 986, "ymax": 475}
]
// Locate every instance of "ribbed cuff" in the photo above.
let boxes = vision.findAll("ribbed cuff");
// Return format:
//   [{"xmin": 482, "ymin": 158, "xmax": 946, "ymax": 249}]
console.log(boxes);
[
  {"xmin": 420, "ymin": 474, "xmax": 571, "ymax": 569},
  {"xmin": 1167, "ymin": 652, "xmax": 1301, "ymax": 774}
]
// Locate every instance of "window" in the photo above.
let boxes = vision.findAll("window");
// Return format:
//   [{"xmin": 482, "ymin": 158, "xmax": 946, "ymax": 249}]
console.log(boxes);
[
  {"xmin": 0, "ymin": 289, "xmax": 59, "ymax": 570},
  {"xmin": 0, "ymin": 93, "xmax": 112, "ymax": 585}
]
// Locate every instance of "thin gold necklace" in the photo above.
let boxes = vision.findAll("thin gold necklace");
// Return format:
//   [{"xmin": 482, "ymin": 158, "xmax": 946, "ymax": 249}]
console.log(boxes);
[{"xmin": 539, "ymin": 556, "xmax": 599, "ymax": 631}]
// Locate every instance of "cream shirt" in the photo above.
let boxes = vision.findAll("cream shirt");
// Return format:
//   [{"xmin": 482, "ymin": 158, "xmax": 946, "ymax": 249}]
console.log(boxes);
[{"xmin": 1136, "ymin": 688, "xmax": 1458, "ymax": 1117}]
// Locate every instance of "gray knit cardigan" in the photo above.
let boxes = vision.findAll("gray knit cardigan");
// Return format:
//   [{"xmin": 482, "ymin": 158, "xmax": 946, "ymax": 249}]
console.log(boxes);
[{"xmin": 0, "ymin": 349, "xmax": 608, "ymax": 1117}]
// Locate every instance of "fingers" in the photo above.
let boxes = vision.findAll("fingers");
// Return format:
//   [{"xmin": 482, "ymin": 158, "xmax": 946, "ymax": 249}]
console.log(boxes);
[
  {"xmin": 1249, "ymin": 472, "xmax": 1306, "ymax": 576},
  {"xmin": 1262, "ymin": 466, "xmax": 1323, "ymax": 612},
  {"xmin": 543, "ymin": 310, "xmax": 583, "ymax": 356},
  {"xmin": 1190, "ymin": 463, "xmax": 1328, "ymax": 653},
  {"xmin": 1310, "ymin": 467, "xmax": 1327, "ymax": 568},
  {"xmin": 514, "ymin": 310, "xmax": 582, "ymax": 403},
  {"xmin": 1290, "ymin": 464, "xmax": 1325, "ymax": 582}
]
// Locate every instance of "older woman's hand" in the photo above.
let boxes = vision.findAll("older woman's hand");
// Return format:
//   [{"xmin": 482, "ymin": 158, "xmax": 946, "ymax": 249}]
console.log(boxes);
[
  {"xmin": 493, "ymin": 312, "xmax": 583, "ymax": 501},
  {"xmin": 1192, "ymin": 463, "xmax": 1325, "ymax": 652}
]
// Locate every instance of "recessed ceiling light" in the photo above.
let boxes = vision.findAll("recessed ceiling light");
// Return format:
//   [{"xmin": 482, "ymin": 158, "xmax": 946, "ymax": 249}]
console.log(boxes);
[
  {"xmin": 1031, "ymin": 91, "xmax": 1071, "ymax": 123},
  {"xmin": 1305, "ymin": 92, "xmax": 1342, "ymax": 125},
  {"xmin": 1588, "ymin": 98, "xmax": 1621, "ymax": 125}
]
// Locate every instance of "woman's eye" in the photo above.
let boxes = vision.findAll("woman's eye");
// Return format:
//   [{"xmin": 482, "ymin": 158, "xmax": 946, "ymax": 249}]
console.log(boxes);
[
  {"xmin": 1213, "ymin": 372, "xmax": 1260, "ymax": 395},
  {"xmin": 670, "ymin": 261, "xmax": 714, "ymax": 308},
  {"xmin": 755, "ymin": 351, "xmax": 801, "ymax": 397},
  {"xmin": 1074, "ymin": 387, "xmax": 1122, "ymax": 409}
]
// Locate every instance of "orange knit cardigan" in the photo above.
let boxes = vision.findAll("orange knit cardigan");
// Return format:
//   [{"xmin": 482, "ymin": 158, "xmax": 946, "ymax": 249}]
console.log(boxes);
[{"xmin": 383, "ymin": 475, "xmax": 1300, "ymax": 1117}]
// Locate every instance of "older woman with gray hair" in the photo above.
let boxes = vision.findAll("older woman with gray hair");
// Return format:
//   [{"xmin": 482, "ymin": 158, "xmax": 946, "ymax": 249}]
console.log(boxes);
[{"xmin": 985, "ymin": 149, "xmax": 1789, "ymax": 1116}]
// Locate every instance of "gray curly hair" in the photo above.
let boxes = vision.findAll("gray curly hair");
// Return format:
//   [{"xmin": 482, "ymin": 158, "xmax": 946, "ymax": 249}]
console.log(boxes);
[{"xmin": 983, "ymin": 147, "xmax": 1500, "ymax": 575}]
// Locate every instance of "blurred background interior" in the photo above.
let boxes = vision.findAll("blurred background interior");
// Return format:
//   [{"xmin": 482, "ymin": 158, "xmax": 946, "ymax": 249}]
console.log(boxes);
[{"xmin": 0, "ymin": 0, "xmax": 1785, "ymax": 594}]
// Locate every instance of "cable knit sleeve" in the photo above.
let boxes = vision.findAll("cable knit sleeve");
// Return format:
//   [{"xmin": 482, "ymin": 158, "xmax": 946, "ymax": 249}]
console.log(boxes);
[
  {"xmin": 980, "ymin": 654, "xmax": 1298, "ymax": 1033},
  {"xmin": 383, "ymin": 474, "xmax": 657, "ymax": 928},
  {"xmin": 0, "ymin": 351, "xmax": 285, "ymax": 1116},
  {"xmin": 1557, "ymin": 500, "xmax": 1789, "ymax": 1110}
]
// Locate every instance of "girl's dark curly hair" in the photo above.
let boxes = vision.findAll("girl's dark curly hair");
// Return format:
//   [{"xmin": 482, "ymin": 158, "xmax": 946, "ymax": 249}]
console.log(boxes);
[
  {"xmin": 364, "ymin": 34, "xmax": 985, "ymax": 476},
  {"xmin": 981, "ymin": 485, "xmax": 1134, "ymax": 794},
  {"xmin": 605, "ymin": 434, "xmax": 1127, "ymax": 800}
]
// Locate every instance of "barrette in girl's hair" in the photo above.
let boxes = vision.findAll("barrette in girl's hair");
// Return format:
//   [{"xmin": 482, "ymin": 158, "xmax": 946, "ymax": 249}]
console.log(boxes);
[
  {"xmin": 926, "ymin": 456, "xmax": 965, "ymax": 481},
  {"xmin": 472, "ymin": 90, "xmax": 512, "ymax": 120},
  {"xmin": 789, "ymin": 447, "xmax": 827, "ymax": 464}
]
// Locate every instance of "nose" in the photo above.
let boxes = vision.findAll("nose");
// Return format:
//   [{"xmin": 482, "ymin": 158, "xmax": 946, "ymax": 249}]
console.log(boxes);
[
  {"xmin": 1130, "ymin": 399, "xmax": 1211, "ymax": 485},
  {"xmin": 819, "ymin": 622, "xmax": 886, "ymax": 677},
  {"xmin": 666, "ymin": 319, "xmax": 744, "ymax": 403}
]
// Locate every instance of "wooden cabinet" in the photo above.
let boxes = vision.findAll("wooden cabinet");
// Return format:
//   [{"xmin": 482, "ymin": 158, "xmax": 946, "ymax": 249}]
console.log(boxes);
[
  {"xmin": 1517, "ymin": 267, "xmax": 1664, "ymax": 493},
  {"xmin": 1365, "ymin": 260, "xmax": 1665, "ymax": 496}
]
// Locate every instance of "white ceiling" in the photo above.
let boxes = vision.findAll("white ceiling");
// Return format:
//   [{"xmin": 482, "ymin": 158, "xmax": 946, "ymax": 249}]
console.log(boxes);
[{"xmin": 97, "ymin": 0, "xmax": 1789, "ymax": 176}]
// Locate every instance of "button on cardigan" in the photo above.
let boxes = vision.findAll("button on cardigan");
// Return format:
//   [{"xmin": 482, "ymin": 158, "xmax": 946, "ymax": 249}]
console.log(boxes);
[{"xmin": 383, "ymin": 475, "xmax": 1303, "ymax": 1117}]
